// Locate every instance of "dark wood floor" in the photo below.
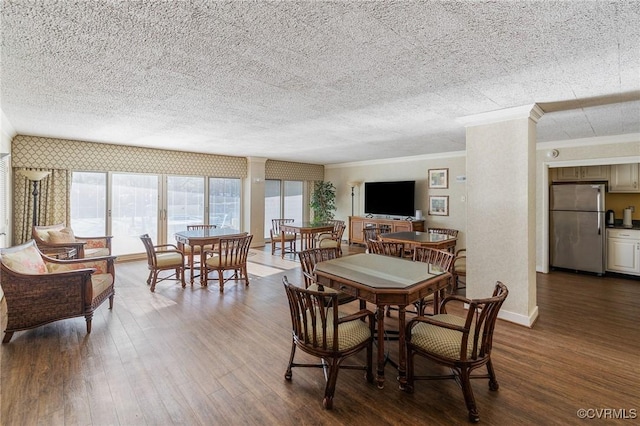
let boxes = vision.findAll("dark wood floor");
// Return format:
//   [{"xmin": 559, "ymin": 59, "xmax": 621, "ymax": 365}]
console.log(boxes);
[{"xmin": 2, "ymin": 245, "xmax": 639, "ymax": 425}]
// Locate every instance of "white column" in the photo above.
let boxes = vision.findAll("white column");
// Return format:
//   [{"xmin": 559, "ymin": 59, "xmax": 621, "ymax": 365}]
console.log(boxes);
[
  {"xmin": 245, "ymin": 157, "xmax": 267, "ymax": 247},
  {"xmin": 458, "ymin": 105, "xmax": 544, "ymax": 327}
]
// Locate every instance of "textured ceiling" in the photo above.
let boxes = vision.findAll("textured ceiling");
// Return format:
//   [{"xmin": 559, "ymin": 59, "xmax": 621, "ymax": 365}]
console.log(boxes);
[{"xmin": 1, "ymin": 1, "xmax": 639, "ymax": 165}]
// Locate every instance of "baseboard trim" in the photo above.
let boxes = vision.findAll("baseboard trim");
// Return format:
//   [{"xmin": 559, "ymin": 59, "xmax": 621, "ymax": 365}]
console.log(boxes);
[{"xmin": 498, "ymin": 306, "xmax": 539, "ymax": 328}]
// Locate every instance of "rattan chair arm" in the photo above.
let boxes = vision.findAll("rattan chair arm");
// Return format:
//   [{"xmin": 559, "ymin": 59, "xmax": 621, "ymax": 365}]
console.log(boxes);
[
  {"xmin": 1, "ymin": 265, "xmax": 96, "ymax": 280},
  {"xmin": 406, "ymin": 315, "xmax": 468, "ymax": 337},
  {"xmin": 337, "ymin": 309, "xmax": 374, "ymax": 325},
  {"xmin": 440, "ymin": 293, "xmax": 473, "ymax": 311},
  {"xmin": 43, "ymin": 256, "xmax": 115, "ymax": 275},
  {"xmin": 75, "ymin": 235, "xmax": 113, "ymax": 240},
  {"xmin": 44, "ymin": 254, "xmax": 116, "ymax": 264},
  {"xmin": 154, "ymin": 243, "xmax": 181, "ymax": 251},
  {"xmin": 37, "ymin": 240, "xmax": 87, "ymax": 250}
]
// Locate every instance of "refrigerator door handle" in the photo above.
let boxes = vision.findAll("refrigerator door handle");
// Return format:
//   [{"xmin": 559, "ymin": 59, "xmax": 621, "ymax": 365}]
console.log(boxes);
[{"xmin": 597, "ymin": 213, "xmax": 601, "ymax": 235}]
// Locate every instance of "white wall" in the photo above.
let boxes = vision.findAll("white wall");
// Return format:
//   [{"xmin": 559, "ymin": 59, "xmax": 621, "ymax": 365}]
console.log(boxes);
[
  {"xmin": 325, "ymin": 152, "xmax": 467, "ymax": 250},
  {"xmin": 1, "ymin": 110, "xmax": 16, "ymax": 249}
]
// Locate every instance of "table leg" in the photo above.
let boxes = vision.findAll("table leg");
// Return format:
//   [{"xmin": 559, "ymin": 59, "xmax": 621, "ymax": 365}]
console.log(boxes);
[
  {"xmin": 279, "ymin": 231, "xmax": 283, "ymax": 259},
  {"xmin": 189, "ymin": 249, "xmax": 195, "ymax": 285},
  {"xmin": 397, "ymin": 304, "xmax": 407, "ymax": 390},
  {"xmin": 376, "ymin": 304, "xmax": 386, "ymax": 389},
  {"xmin": 199, "ymin": 244, "xmax": 207, "ymax": 286}
]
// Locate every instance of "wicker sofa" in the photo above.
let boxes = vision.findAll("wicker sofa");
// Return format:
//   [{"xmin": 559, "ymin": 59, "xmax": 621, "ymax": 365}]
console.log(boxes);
[{"xmin": 0, "ymin": 239, "xmax": 116, "ymax": 343}]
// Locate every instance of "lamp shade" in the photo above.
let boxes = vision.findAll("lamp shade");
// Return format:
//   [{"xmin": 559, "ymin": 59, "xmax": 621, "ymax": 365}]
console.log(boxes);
[
  {"xmin": 19, "ymin": 170, "xmax": 50, "ymax": 181},
  {"xmin": 347, "ymin": 181, "xmax": 362, "ymax": 188}
]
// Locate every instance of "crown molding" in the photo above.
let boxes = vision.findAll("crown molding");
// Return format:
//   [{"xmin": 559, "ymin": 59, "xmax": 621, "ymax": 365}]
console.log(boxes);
[
  {"xmin": 457, "ymin": 103, "xmax": 544, "ymax": 127},
  {"xmin": 325, "ymin": 150, "xmax": 466, "ymax": 169},
  {"xmin": 536, "ymin": 132, "xmax": 640, "ymax": 150}
]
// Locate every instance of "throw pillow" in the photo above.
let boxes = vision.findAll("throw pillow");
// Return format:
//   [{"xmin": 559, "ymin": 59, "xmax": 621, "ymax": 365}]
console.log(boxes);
[
  {"xmin": 48, "ymin": 228, "xmax": 76, "ymax": 243},
  {"xmin": 2, "ymin": 244, "xmax": 47, "ymax": 274}
]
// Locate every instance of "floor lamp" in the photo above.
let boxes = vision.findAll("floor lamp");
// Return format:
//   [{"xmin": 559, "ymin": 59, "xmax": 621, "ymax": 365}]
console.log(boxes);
[
  {"xmin": 347, "ymin": 181, "xmax": 362, "ymax": 217},
  {"xmin": 19, "ymin": 170, "xmax": 51, "ymax": 227}
]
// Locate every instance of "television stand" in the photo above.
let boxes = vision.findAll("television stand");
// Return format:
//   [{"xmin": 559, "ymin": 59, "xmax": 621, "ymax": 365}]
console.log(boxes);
[{"xmin": 348, "ymin": 216, "xmax": 425, "ymax": 245}]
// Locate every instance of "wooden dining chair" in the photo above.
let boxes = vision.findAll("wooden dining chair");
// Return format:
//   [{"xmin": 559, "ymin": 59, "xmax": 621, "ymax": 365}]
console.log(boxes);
[
  {"xmin": 367, "ymin": 239, "xmax": 405, "ymax": 258},
  {"xmin": 282, "ymin": 276, "xmax": 375, "ymax": 409},
  {"xmin": 452, "ymin": 248, "xmax": 467, "ymax": 293},
  {"xmin": 427, "ymin": 228, "xmax": 459, "ymax": 237},
  {"xmin": 140, "ymin": 234, "xmax": 186, "ymax": 292},
  {"xmin": 405, "ymin": 282, "xmax": 508, "ymax": 422},
  {"xmin": 367, "ymin": 240, "xmax": 406, "ymax": 317},
  {"xmin": 298, "ymin": 247, "xmax": 356, "ymax": 305},
  {"xmin": 412, "ymin": 247, "xmax": 455, "ymax": 315},
  {"xmin": 427, "ymin": 228, "xmax": 459, "ymax": 252},
  {"xmin": 317, "ymin": 221, "xmax": 346, "ymax": 256},
  {"xmin": 270, "ymin": 219, "xmax": 297, "ymax": 256},
  {"xmin": 183, "ymin": 224, "xmax": 217, "ymax": 271},
  {"xmin": 203, "ymin": 234, "xmax": 253, "ymax": 292},
  {"xmin": 363, "ymin": 227, "xmax": 381, "ymax": 253}
]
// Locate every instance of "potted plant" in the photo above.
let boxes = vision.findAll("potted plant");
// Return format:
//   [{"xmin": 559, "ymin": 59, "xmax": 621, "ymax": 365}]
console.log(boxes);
[{"xmin": 310, "ymin": 181, "xmax": 336, "ymax": 224}]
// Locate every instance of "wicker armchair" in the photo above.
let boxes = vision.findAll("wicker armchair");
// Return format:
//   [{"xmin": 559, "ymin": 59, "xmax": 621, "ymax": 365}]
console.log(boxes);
[
  {"xmin": 405, "ymin": 282, "xmax": 508, "ymax": 422},
  {"xmin": 298, "ymin": 247, "xmax": 356, "ymax": 305},
  {"xmin": 203, "ymin": 234, "xmax": 253, "ymax": 292},
  {"xmin": 317, "ymin": 221, "xmax": 346, "ymax": 256},
  {"xmin": 270, "ymin": 219, "xmax": 297, "ymax": 256},
  {"xmin": 282, "ymin": 276, "xmax": 374, "ymax": 409},
  {"xmin": 140, "ymin": 234, "xmax": 186, "ymax": 292},
  {"xmin": 412, "ymin": 247, "xmax": 455, "ymax": 315},
  {"xmin": 0, "ymin": 240, "xmax": 116, "ymax": 343},
  {"xmin": 452, "ymin": 249, "xmax": 467, "ymax": 292},
  {"xmin": 33, "ymin": 223, "xmax": 112, "ymax": 258}
]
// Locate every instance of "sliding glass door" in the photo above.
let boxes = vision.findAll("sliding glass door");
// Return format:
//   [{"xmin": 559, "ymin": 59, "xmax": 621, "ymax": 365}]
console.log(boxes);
[
  {"xmin": 111, "ymin": 173, "xmax": 159, "ymax": 255},
  {"xmin": 209, "ymin": 178, "xmax": 240, "ymax": 229},
  {"xmin": 167, "ymin": 176, "xmax": 205, "ymax": 237},
  {"xmin": 264, "ymin": 180, "xmax": 303, "ymax": 239},
  {"xmin": 70, "ymin": 172, "xmax": 242, "ymax": 256},
  {"xmin": 70, "ymin": 172, "xmax": 107, "ymax": 236}
]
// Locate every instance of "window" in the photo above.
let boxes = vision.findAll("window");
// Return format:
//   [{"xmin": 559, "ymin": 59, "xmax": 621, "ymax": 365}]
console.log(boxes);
[
  {"xmin": 264, "ymin": 180, "xmax": 303, "ymax": 239},
  {"xmin": 70, "ymin": 172, "xmax": 242, "ymax": 256},
  {"xmin": 209, "ymin": 178, "xmax": 241, "ymax": 229},
  {"xmin": 111, "ymin": 173, "xmax": 159, "ymax": 255},
  {"xmin": 284, "ymin": 181, "xmax": 303, "ymax": 222},
  {"xmin": 167, "ymin": 176, "xmax": 205, "ymax": 237},
  {"xmin": 70, "ymin": 172, "xmax": 107, "ymax": 236},
  {"xmin": 264, "ymin": 180, "xmax": 281, "ymax": 238}
]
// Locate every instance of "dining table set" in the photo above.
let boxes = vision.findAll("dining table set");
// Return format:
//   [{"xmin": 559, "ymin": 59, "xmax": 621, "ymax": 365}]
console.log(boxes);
[
  {"xmin": 314, "ymin": 252, "xmax": 451, "ymax": 389},
  {"xmin": 174, "ymin": 225, "xmax": 456, "ymax": 389},
  {"xmin": 174, "ymin": 227, "xmax": 245, "ymax": 285},
  {"xmin": 278, "ymin": 221, "xmax": 335, "ymax": 258}
]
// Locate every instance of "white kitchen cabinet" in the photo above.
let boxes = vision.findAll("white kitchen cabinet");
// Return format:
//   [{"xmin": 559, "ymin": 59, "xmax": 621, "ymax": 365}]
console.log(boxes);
[
  {"xmin": 609, "ymin": 163, "xmax": 639, "ymax": 193},
  {"xmin": 553, "ymin": 166, "xmax": 609, "ymax": 182},
  {"xmin": 606, "ymin": 229, "xmax": 640, "ymax": 275}
]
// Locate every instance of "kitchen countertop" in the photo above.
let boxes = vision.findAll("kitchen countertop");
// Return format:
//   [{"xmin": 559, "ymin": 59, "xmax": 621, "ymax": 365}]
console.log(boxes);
[{"xmin": 607, "ymin": 222, "xmax": 640, "ymax": 230}]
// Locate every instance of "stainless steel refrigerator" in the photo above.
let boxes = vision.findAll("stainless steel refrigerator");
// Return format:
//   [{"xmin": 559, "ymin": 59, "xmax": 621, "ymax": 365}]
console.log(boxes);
[{"xmin": 550, "ymin": 183, "xmax": 606, "ymax": 274}]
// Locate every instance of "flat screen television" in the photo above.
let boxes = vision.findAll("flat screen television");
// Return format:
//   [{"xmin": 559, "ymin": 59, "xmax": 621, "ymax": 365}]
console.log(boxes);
[{"xmin": 364, "ymin": 180, "xmax": 415, "ymax": 217}]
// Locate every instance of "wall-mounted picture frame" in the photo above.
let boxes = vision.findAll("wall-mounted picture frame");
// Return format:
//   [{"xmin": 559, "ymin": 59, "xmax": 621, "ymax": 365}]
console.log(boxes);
[
  {"xmin": 428, "ymin": 195, "xmax": 449, "ymax": 216},
  {"xmin": 428, "ymin": 168, "xmax": 448, "ymax": 189}
]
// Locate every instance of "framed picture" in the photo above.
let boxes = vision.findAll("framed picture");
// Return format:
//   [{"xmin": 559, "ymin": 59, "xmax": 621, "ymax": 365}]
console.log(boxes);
[
  {"xmin": 428, "ymin": 195, "xmax": 449, "ymax": 216},
  {"xmin": 428, "ymin": 168, "xmax": 449, "ymax": 189}
]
